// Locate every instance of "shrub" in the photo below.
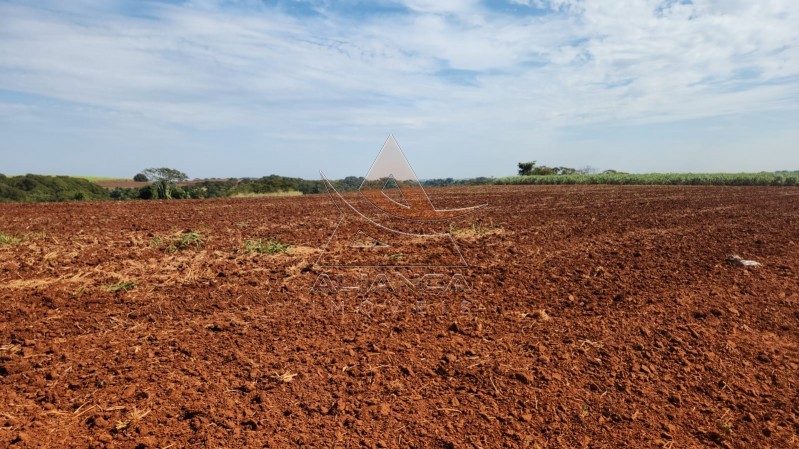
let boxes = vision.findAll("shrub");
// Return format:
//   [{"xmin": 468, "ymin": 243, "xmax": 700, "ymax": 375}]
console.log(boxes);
[
  {"xmin": 245, "ymin": 238, "xmax": 289, "ymax": 254},
  {"xmin": 166, "ymin": 231, "xmax": 203, "ymax": 252}
]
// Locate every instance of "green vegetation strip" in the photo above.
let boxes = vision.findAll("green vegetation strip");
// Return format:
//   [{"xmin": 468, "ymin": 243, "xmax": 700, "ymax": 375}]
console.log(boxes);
[
  {"xmin": 496, "ymin": 173, "xmax": 799, "ymax": 186},
  {"xmin": 1, "ymin": 171, "xmax": 797, "ymax": 204}
]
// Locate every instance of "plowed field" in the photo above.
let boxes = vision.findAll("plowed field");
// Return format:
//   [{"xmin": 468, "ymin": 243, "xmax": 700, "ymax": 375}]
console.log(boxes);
[{"xmin": 1, "ymin": 186, "xmax": 798, "ymax": 448}]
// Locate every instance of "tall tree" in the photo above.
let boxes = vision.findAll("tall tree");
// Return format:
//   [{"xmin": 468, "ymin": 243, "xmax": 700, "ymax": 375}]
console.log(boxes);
[
  {"xmin": 141, "ymin": 168, "xmax": 188, "ymax": 199},
  {"xmin": 518, "ymin": 161, "xmax": 536, "ymax": 176}
]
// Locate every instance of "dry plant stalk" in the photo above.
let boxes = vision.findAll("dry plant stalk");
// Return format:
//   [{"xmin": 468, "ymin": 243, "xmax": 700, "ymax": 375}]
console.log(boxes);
[
  {"xmin": 115, "ymin": 407, "xmax": 150, "ymax": 431},
  {"xmin": 272, "ymin": 372, "xmax": 298, "ymax": 383}
]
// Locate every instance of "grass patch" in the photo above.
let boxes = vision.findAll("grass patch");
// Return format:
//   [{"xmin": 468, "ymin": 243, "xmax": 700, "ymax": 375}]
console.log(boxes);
[
  {"xmin": 165, "ymin": 230, "xmax": 203, "ymax": 252},
  {"xmin": 231, "ymin": 190, "xmax": 303, "ymax": 198},
  {"xmin": 468, "ymin": 221, "xmax": 497, "ymax": 235},
  {"xmin": 76, "ymin": 176, "xmax": 129, "ymax": 183},
  {"xmin": 0, "ymin": 232, "xmax": 21, "ymax": 245},
  {"xmin": 148, "ymin": 231, "xmax": 204, "ymax": 252},
  {"xmin": 245, "ymin": 238, "xmax": 289, "ymax": 255},
  {"xmin": 105, "ymin": 281, "xmax": 136, "ymax": 293}
]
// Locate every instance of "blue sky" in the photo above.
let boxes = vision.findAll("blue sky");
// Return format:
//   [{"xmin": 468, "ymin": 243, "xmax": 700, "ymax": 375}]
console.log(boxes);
[{"xmin": 1, "ymin": 0, "xmax": 798, "ymax": 179}]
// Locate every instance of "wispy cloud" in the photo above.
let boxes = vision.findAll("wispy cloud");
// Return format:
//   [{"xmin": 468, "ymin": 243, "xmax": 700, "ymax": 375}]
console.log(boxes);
[{"xmin": 0, "ymin": 0, "xmax": 798, "ymax": 177}]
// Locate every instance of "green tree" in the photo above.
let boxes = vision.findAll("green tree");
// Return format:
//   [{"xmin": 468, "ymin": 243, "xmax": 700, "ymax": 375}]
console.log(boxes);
[
  {"xmin": 133, "ymin": 173, "xmax": 148, "ymax": 182},
  {"xmin": 531, "ymin": 166, "xmax": 555, "ymax": 175},
  {"xmin": 552, "ymin": 166, "xmax": 576, "ymax": 175},
  {"xmin": 141, "ymin": 168, "xmax": 188, "ymax": 199},
  {"xmin": 518, "ymin": 162, "xmax": 536, "ymax": 176}
]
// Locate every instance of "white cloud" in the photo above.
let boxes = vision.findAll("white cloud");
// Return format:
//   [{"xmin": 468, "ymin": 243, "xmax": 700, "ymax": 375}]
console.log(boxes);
[{"xmin": 395, "ymin": 0, "xmax": 483, "ymax": 16}]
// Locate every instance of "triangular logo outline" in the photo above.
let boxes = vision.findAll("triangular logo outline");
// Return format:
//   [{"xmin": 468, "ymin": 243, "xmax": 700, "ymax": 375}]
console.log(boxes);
[{"xmin": 381, "ymin": 174, "xmax": 410, "ymax": 208}]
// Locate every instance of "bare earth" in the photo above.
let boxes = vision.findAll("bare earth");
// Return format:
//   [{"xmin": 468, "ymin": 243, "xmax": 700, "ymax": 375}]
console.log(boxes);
[{"xmin": 1, "ymin": 185, "xmax": 797, "ymax": 448}]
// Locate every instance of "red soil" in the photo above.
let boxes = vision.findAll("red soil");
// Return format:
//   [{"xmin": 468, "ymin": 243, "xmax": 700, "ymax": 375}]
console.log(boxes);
[
  {"xmin": 93, "ymin": 181, "xmax": 151, "ymax": 189},
  {"xmin": 0, "ymin": 186, "xmax": 797, "ymax": 448}
]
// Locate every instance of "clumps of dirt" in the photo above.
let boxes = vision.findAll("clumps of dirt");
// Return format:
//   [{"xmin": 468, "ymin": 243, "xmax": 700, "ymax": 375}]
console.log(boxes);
[
  {"xmin": 448, "ymin": 220, "xmax": 506, "ymax": 240},
  {"xmin": 520, "ymin": 309, "xmax": 551, "ymax": 321},
  {"xmin": 1, "ymin": 186, "xmax": 798, "ymax": 447},
  {"xmin": 532, "ymin": 309, "xmax": 551, "ymax": 321}
]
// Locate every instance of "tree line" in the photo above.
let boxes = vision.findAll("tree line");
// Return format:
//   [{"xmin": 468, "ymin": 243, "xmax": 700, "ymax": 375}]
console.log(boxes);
[
  {"xmin": 109, "ymin": 169, "xmax": 366, "ymax": 200},
  {"xmin": 0, "ymin": 174, "xmax": 109, "ymax": 202},
  {"xmin": 517, "ymin": 161, "xmax": 605, "ymax": 176},
  {"xmin": 2, "ymin": 165, "xmax": 797, "ymax": 204},
  {"xmin": 112, "ymin": 169, "xmax": 495, "ymax": 201},
  {"xmin": 0, "ymin": 169, "xmax": 365, "ymax": 203}
]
